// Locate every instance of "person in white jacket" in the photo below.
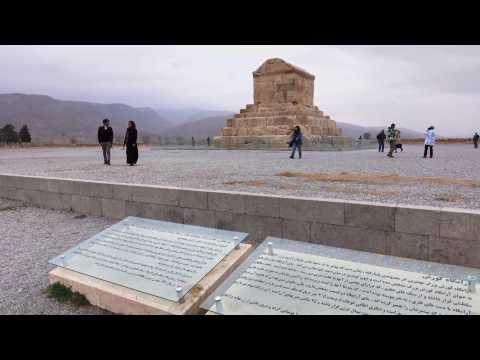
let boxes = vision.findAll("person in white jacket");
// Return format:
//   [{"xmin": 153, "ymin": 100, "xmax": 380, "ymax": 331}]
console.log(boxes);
[{"xmin": 424, "ymin": 126, "xmax": 436, "ymax": 158}]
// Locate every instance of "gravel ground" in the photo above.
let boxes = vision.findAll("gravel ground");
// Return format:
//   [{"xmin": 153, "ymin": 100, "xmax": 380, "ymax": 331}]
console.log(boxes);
[
  {"xmin": 1, "ymin": 144, "xmax": 479, "ymax": 209},
  {"xmin": 0, "ymin": 199, "xmax": 115, "ymax": 315}
]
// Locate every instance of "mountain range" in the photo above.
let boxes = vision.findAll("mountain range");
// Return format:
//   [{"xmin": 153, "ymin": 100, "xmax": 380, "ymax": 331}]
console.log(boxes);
[{"xmin": 0, "ymin": 93, "xmax": 427, "ymax": 144}]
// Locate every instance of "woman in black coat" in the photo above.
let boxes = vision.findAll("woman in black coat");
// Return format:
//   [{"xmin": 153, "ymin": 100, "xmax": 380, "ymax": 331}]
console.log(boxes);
[{"xmin": 123, "ymin": 120, "xmax": 138, "ymax": 166}]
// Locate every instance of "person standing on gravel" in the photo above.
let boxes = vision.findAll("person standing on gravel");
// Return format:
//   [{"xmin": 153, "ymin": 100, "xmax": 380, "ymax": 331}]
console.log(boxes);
[
  {"xmin": 474, "ymin": 132, "xmax": 479, "ymax": 149},
  {"xmin": 386, "ymin": 123, "xmax": 397, "ymax": 158},
  {"xmin": 98, "ymin": 118, "xmax": 113, "ymax": 165},
  {"xmin": 288, "ymin": 126, "xmax": 303, "ymax": 159},
  {"xmin": 376, "ymin": 129, "xmax": 386, "ymax": 152},
  {"xmin": 123, "ymin": 120, "xmax": 138, "ymax": 166},
  {"xmin": 423, "ymin": 126, "xmax": 436, "ymax": 158}
]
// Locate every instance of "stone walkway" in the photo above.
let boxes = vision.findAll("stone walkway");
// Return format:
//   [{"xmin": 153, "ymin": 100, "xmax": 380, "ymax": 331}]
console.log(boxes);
[{"xmin": 0, "ymin": 144, "xmax": 479, "ymax": 209}]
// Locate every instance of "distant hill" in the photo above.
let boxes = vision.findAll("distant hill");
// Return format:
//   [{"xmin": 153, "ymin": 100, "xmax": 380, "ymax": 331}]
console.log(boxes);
[
  {"xmin": 0, "ymin": 93, "xmax": 171, "ymax": 144},
  {"xmin": 155, "ymin": 108, "xmax": 234, "ymax": 126},
  {"xmin": 162, "ymin": 114, "xmax": 234, "ymax": 139},
  {"xmin": 162, "ymin": 117, "xmax": 427, "ymax": 140},
  {"xmin": 336, "ymin": 122, "xmax": 426, "ymax": 139},
  {"xmin": 0, "ymin": 94, "xmax": 430, "ymax": 144}
]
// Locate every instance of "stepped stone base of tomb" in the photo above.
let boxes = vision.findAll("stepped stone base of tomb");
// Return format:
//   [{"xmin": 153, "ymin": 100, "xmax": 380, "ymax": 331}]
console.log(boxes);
[{"xmin": 214, "ymin": 103, "xmax": 350, "ymax": 149}]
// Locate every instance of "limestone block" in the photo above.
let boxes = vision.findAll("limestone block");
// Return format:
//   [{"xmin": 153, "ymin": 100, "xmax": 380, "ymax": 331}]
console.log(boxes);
[
  {"xmin": 282, "ymin": 219, "xmax": 311, "ymax": 242},
  {"xmin": 214, "ymin": 211, "xmax": 236, "ymax": 232},
  {"xmin": 429, "ymin": 236, "xmax": 480, "ymax": 268},
  {"xmin": 230, "ymin": 213, "xmax": 282, "ymax": 244},
  {"xmin": 344, "ymin": 201, "xmax": 395, "ymax": 231},
  {"xmin": 72, "ymin": 195, "xmax": 103, "ymax": 216},
  {"xmin": 395, "ymin": 205, "xmax": 440, "ymax": 236},
  {"xmin": 243, "ymin": 193, "xmax": 280, "ymax": 218},
  {"xmin": 278, "ymin": 197, "xmax": 344, "ymax": 225},
  {"xmin": 131, "ymin": 186, "xmax": 179, "ymax": 206},
  {"xmin": 311, "ymin": 222, "xmax": 387, "ymax": 255},
  {"xmin": 72, "ymin": 180, "xmax": 113, "ymax": 198},
  {"xmin": 386, "ymin": 232, "xmax": 429, "ymax": 261},
  {"xmin": 45, "ymin": 193, "xmax": 72, "ymax": 211},
  {"xmin": 439, "ymin": 208, "xmax": 480, "ymax": 241},
  {"xmin": 266, "ymin": 116, "xmax": 292, "ymax": 127},
  {"xmin": 143, "ymin": 203, "xmax": 184, "ymax": 224},
  {"xmin": 0, "ymin": 186, "xmax": 17, "ymax": 200},
  {"xmin": 178, "ymin": 189, "xmax": 208, "ymax": 210},
  {"xmin": 184, "ymin": 208, "xmax": 216, "ymax": 228},
  {"xmin": 208, "ymin": 191, "xmax": 246, "ymax": 214},
  {"xmin": 1, "ymin": 175, "xmax": 19, "ymax": 188},
  {"xmin": 20, "ymin": 176, "xmax": 50, "ymax": 191},
  {"xmin": 102, "ymin": 198, "xmax": 126, "ymax": 219},
  {"xmin": 112, "ymin": 184, "xmax": 137, "ymax": 201},
  {"xmin": 236, "ymin": 128, "xmax": 248, "ymax": 136},
  {"xmin": 221, "ymin": 128, "xmax": 235, "ymax": 136},
  {"xmin": 47, "ymin": 178, "xmax": 74, "ymax": 194},
  {"xmin": 125, "ymin": 201, "xmax": 146, "ymax": 217}
]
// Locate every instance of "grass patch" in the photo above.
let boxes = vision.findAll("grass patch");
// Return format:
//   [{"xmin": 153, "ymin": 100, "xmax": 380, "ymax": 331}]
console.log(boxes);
[
  {"xmin": 276, "ymin": 171, "xmax": 480, "ymax": 188},
  {"xmin": 223, "ymin": 180, "xmax": 266, "ymax": 187},
  {"xmin": 323, "ymin": 186, "xmax": 400, "ymax": 197},
  {"xmin": 45, "ymin": 282, "xmax": 89, "ymax": 306},
  {"xmin": 434, "ymin": 193, "xmax": 465, "ymax": 203}
]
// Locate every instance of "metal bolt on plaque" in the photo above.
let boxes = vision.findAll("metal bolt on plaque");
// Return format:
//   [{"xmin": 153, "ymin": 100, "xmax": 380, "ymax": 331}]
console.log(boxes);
[
  {"xmin": 267, "ymin": 242, "xmax": 274, "ymax": 255},
  {"xmin": 234, "ymin": 236, "xmax": 239, "ymax": 249},
  {"xmin": 467, "ymin": 276, "xmax": 477, "ymax": 293},
  {"xmin": 176, "ymin": 287, "xmax": 184, "ymax": 303}
]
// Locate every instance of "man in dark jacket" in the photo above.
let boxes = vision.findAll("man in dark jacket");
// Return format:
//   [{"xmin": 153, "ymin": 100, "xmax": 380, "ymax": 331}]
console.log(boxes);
[
  {"xmin": 474, "ymin": 132, "xmax": 479, "ymax": 149},
  {"xmin": 376, "ymin": 130, "xmax": 386, "ymax": 152},
  {"xmin": 98, "ymin": 118, "xmax": 113, "ymax": 165}
]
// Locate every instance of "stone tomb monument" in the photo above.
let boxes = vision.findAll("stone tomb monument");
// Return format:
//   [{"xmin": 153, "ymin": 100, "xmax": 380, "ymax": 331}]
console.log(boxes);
[
  {"xmin": 214, "ymin": 58, "xmax": 349, "ymax": 148},
  {"xmin": 202, "ymin": 237, "xmax": 480, "ymax": 315},
  {"xmin": 48, "ymin": 217, "xmax": 251, "ymax": 315}
]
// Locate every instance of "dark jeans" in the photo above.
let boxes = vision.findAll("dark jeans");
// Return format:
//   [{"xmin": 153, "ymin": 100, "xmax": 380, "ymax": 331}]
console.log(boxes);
[
  {"xmin": 378, "ymin": 142, "xmax": 384, "ymax": 152},
  {"xmin": 290, "ymin": 143, "xmax": 302, "ymax": 158},
  {"xmin": 100, "ymin": 142, "xmax": 112, "ymax": 163},
  {"xmin": 424, "ymin": 145, "xmax": 433, "ymax": 158},
  {"xmin": 475, "ymin": 141, "xmax": 479, "ymax": 148}
]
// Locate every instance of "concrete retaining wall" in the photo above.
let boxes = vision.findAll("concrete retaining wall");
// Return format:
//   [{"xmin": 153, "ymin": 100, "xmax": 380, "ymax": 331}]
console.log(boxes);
[{"xmin": 1, "ymin": 173, "xmax": 479, "ymax": 269}]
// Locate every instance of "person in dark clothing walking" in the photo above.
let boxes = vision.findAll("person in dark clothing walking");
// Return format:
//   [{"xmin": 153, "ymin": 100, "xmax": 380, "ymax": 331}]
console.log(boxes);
[
  {"xmin": 192, "ymin": 137, "xmax": 195, "ymax": 147},
  {"xmin": 98, "ymin": 118, "xmax": 113, "ymax": 165},
  {"xmin": 288, "ymin": 126, "xmax": 303, "ymax": 159},
  {"xmin": 474, "ymin": 132, "xmax": 479, "ymax": 149},
  {"xmin": 123, "ymin": 120, "xmax": 138, "ymax": 166},
  {"xmin": 207, "ymin": 137, "xmax": 211, "ymax": 146},
  {"xmin": 376, "ymin": 129, "xmax": 386, "ymax": 152}
]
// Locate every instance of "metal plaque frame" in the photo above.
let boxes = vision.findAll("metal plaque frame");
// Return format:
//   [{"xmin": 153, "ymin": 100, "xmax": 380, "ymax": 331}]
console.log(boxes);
[
  {"xmin": 49, "ymin": 217, "xmax": 248, "ymax": 302},
  {"xmin": 201, "ymin": 237, "xmax": 480, "ymax": 315}
]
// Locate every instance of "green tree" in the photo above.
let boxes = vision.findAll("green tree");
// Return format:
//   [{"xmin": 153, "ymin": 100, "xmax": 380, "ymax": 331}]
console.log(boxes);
[
  {"xmin": 19, "ymin": 125, "xmax": 32, "ymax": 143},
  {"xmin": 1, "ymin": 124, "xmax": 18, "ymax": 144}
]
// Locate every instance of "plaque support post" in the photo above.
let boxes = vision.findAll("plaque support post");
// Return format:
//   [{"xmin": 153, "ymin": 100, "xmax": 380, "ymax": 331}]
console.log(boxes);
[{"xmin": 215, "ymin": 296, "xmax": 223, "ymax": 313}]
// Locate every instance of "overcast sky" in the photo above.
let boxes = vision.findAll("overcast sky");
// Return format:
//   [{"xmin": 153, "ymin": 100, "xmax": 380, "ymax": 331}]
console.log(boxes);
[{"xmin": 1, "ymin": 45, "xmax": 480, "ymax": 136}]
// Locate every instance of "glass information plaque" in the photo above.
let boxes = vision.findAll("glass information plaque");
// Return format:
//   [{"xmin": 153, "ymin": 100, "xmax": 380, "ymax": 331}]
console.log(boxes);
[
  {"xmin": 201, "ymin": 237, "xmax": 480, "ymax": 315},
  {"xmin": 49, "ymin": 217, "xmax": 248, "ymax": 302}
]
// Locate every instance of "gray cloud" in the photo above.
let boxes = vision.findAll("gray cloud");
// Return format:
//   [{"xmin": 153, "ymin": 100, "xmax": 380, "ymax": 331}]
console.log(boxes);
[{"xmin": 0, "ymin": 45, "xmax": 479, "ymax": 136}]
